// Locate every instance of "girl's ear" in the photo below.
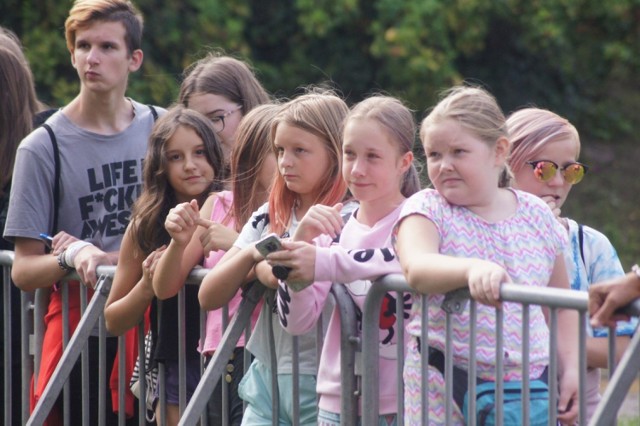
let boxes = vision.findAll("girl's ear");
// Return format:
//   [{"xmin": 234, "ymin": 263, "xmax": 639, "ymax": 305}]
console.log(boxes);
[
  {"xmin": 399, "ymin": 150, "xmax": 414, "ymax": 174},
  {"xmin": 494, "ymin": 136, "xmax": 510, "ymax": 165}
]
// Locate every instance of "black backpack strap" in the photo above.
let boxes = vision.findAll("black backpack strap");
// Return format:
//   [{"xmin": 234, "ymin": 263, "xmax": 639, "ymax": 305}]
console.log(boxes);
[
  {"xmin": 42, "ymin": 123, "xmax": 60, "ymax": 236},
  {"xmin": 148, "ymin": 105, "xmax": 158, "ymax": 121},
  {"xmin": 578, "ymin": 223, "xmax": 586, "ymax": 267}
]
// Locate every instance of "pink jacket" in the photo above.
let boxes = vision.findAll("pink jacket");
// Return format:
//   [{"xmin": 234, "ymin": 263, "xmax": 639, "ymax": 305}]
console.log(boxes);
[{"xmin": 277, "ymin": 203, "xmax": 410, "ymax": 415}]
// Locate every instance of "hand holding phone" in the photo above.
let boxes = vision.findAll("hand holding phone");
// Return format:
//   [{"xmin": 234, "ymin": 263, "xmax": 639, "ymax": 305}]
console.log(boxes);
[{"xmin": 255, "ymin": 233, "xmax": 292, "ymax": 280}]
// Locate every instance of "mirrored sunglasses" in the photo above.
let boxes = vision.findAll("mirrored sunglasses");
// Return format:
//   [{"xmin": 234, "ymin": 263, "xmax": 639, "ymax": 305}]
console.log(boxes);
[{"xmin": 526, "ymin": 160, "xmax": 588, "ymax": 184}]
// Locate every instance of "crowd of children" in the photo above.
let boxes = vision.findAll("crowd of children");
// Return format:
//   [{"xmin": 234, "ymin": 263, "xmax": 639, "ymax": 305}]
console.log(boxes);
[{"xmin": 2, "ymin": 1, "xmax": 638, "ymax": 425}]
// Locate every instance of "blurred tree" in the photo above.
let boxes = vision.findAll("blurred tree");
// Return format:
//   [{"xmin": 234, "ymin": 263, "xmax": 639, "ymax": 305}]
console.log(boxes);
[{"xmin": 0, "ymin": 0, "xmax": 638, "ymax": 266}]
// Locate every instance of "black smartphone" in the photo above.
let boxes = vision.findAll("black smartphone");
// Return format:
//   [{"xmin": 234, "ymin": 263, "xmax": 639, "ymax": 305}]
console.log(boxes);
[{"xmin": 255, "ymin": 233, "xmax": 283, "ymax": 258}]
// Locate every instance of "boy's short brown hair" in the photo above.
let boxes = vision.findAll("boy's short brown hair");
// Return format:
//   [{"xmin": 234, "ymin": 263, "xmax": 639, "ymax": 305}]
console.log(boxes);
[{"xmin": 65, "ymin": 0, "xmax": 143, "ymax": 55}]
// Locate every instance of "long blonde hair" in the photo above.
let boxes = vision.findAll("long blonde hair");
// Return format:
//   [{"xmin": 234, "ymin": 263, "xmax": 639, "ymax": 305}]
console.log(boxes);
[
  {"xmin": 268, "ymin": 89, "xmax": 349, "ymax": 236},
  {"xmin": 229, "ymin": 103, "xmax": 280, "ymax": 231},
  {"xmin": 421, "ymin": 85, "xmax": 512, "ymax": 187}
]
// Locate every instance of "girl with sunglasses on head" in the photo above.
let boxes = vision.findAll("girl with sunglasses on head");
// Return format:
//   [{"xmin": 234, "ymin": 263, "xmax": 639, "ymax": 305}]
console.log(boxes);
[
  {"xmin": 507, "ymin": 107, "xmax": 636, "ymax": 423},
  {"xmin": 394, "ymin": 85, "xmax": 579, "ymax": 425}
]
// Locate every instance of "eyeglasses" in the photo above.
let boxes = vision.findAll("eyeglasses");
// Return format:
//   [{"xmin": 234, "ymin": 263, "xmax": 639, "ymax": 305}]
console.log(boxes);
[
  {"xmin": 210, "ymin": 105, "xmax": 242, "ymax": 133},
  {"xmin": 526, "ymin": 160, "xmax": 588, "ymax": 184}
]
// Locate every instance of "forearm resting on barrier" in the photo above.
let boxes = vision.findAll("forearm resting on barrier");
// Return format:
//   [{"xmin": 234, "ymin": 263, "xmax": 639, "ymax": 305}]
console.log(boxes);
[{"xmin": 12, "ymin": 238, "xmax": 68, "ymax": 291}]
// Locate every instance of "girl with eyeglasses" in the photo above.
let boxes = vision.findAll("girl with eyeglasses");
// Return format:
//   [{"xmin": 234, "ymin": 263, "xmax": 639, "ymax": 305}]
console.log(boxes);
[
  {"xmin": 507, "ymin": 107, "xmax": 636, "ymax": 423},
  {"xmin": 393, "ymin": 86, "xmax": 579, "ymax": 425},
  {"xmin": 179, "ymin": 53, "xmax": 271, "ymax": 163}
]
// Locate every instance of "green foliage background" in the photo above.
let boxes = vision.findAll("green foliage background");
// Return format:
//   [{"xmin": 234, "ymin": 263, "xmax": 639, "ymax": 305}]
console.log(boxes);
[{"xmin": 2, "ymin": 0, "xmax": 639, "ymax": 267}]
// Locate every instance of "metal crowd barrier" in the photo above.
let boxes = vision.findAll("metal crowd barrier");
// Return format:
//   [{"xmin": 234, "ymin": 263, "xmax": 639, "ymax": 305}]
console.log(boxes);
[
  {"xmin": 2, "ymin": 249, "xmax": 640, "ymax": 425},
  {"xmin": 360, "ymin": 273, "xmax": 640, "ymax": 426},
  {"xmin": 0, "ymin": 251, "xmax": 344, "ymax": 425}
]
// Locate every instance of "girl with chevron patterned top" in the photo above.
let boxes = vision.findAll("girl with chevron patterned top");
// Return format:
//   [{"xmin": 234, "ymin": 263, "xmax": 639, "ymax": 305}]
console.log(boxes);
[{"xmin": 392, "ymin": 85, "xmax": 579, "ymax": 425}]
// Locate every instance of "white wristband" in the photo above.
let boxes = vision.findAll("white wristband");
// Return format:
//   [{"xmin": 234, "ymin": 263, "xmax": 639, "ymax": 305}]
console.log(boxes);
[{"xmin": 64, "ymin": 241, "xmax": 93, "ymax": 268}]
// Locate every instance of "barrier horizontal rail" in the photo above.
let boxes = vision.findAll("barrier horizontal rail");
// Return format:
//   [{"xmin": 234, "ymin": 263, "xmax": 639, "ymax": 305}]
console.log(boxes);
[{"xmin": 1, "ymin": 251, "xmax": 639, "ymax": 425}]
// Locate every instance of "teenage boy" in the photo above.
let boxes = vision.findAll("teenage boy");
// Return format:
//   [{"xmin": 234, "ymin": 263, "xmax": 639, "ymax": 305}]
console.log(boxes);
[{"xmin": 3, "ymin": 0, "xmax": 162, "ymax": 423}]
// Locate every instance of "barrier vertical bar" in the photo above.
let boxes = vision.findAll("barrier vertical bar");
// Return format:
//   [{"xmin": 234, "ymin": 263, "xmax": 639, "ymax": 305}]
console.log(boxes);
[
  {"xmin": 395, "ymin": 290, "xmax": 405, "ymax": 426},
  {"xmin": 200, "ymin": 304, "xmax": 208, "ymax": 426},
  {"xmin": 361, "ymin": 275, "xmax": 410, "ymax": 425},
  {"xmin": 21, "ymin": 290, "xmax": 33, "ymax": 425},
  {"xmin": 2, "ymin": 258, "xmax": 12, "ymax": 426},
  {"xmin": 80, "ymin": 285, "xmax": 90, "ymax": 426},
  {"xmin": 521, "ymin": 304, "xmax": 530, "ymax": 426},
  {"xmin": 136, "ymin": 321, "xmax": 146, "ymax": 426},
  {"xmin": 62, "ymin": 281, "xmax": 70, "ymax": 426},
  {"xmin": 178, "ymin": 287, "xmax": 186, "ymax": 417},
  {"xmin": 329, "ymin": 284, "xmax": 358, "ymax": 426},
  {"xmin": 117, "ymin": 333, "xmax": 126, "ymax": 426},
  {"xmin": 32, "ymin": 286, "xmax": 48, "ymax": 410},
  {"xmin": 495, "ymin": 307, "xmax": 504, "ymax": 425},
  {"xmin": 548, "ymin": 308, "xmax": 558, "ymax": 425},
  {"xmin": 468, "ymin": 299, "xmax": 477, "ymax": 426},
  {"xmin": 420, "ymin": 294, "xmax": 428, "ymax": 425},
  {"xmin": 444, "ymin": 312, "xmax": 453, "ymax": 425},
  {"xmin": 291, "ymin": 335, "xmax": 300, "ymax": 426},
  {"xmin": 579, "ymin": 311, "xmax": 588, "ymax": 426}
]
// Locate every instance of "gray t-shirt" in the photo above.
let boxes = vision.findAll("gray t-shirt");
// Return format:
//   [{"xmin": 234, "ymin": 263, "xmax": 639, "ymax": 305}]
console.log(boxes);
[
  {"xmin": 234, "ymin": 202, "xmax": 320, "ymax": 375},
  {"xmin": 4, "ymin": 100, "xmax": 162, "ymax": 252}
]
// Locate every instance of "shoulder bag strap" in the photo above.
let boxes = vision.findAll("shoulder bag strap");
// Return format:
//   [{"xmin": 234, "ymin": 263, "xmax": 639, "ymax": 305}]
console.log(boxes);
[
  {"xmin": 147, "ymin": 105, "xmax": 158, "ymax": 121},
  {"xmin": 578, "ymin": 223, "xmax": 586, "ymax": 268},
  {"xmin": 42, "ymin": 123, "xmax": 60, "ymax": 236}
]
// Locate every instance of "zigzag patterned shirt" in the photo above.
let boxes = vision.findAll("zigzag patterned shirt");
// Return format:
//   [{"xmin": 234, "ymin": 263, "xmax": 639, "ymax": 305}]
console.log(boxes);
[{"xmin": 393, "ymin": 188, "xmax": 568, "ymax": 381}]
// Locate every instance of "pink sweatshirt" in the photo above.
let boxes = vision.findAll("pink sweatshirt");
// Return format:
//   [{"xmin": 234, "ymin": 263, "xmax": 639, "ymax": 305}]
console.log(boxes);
[
  {"xmin": 200, "ymin": 191, "xmax": 262, "ymax": 355},
  {"xmin": 277, "ymin": 203, "xmax": 410, "ymax": 415}
]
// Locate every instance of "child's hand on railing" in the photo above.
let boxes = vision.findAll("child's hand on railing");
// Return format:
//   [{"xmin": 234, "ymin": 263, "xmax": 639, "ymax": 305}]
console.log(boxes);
[
  {"xmin": 467, "ymin": 260, "xmax": 511, "ymax": 309},
  {"xmin": 142, "ymin": 246, "xmax": 166, "ymax": 286},
  {"xmin": 589, "ymin": 271, "xmax": 640, "ymax": 328}
]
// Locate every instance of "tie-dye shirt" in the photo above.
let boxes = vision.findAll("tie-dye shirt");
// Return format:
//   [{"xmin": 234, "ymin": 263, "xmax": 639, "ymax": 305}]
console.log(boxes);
[
  {"xmin": 564, "ymin": 219, "xmax": 637, "ymax": 337},
  {"xmin": 393, "ymin": 188, "xmax": 568, "ymax": 381}
]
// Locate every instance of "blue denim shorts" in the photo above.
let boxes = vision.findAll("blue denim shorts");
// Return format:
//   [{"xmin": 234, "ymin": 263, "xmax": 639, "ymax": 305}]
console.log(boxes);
[{"xmin": 238, "ymin": 359, "xmax": 318, "ymax": 425}]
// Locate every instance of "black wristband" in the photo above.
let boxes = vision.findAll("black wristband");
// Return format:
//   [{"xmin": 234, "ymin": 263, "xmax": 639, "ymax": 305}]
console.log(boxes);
[{"xmin": 271, "ymin": 265, "xmax": 291, "ymax": 281}]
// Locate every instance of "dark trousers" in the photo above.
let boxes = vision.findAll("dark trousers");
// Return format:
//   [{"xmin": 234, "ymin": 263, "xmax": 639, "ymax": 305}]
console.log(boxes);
[{"xmin": 206, "ymin": 347, "xmax": 247, "ymax": 426}]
